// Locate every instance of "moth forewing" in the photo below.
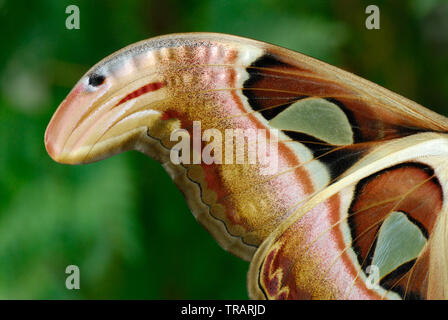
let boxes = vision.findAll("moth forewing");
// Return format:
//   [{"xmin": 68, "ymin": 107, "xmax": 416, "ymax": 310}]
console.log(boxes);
[{"xmin": 45, "ymin": 33, "xmax": 448, "ymax": 300}]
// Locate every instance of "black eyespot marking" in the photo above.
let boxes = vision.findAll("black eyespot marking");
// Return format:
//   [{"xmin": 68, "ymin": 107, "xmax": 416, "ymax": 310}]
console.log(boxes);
[{"xmin": 88, "ymin": 73, "xmax": 105, "ymax": 87}]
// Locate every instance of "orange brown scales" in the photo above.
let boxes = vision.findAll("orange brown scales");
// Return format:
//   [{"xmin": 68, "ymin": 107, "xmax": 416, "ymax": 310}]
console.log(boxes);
[
  {"xmin": 349, "ymin": 163, "xmax": 441, "ymax": 262},
  {"xmin": 45, "ymin": 33, "xmax": 448, "ymax": 299}
]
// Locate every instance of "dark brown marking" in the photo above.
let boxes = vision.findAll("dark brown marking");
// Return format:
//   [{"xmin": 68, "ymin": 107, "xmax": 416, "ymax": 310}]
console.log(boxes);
[{"xmin": 348, "ymin": 162, "xmax": 443, "ymax": 299}]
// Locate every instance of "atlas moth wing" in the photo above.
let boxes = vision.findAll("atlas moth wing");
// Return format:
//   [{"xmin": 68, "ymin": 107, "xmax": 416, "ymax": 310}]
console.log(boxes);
[
  {"xmin": 45, "ymin": 33, "xmax": 448, "ymax": 299},
  {"xmin": 240, "ymin": 37, "xmax": 448, "ymax": 300},
  {"xmin": 253, "ymin": 39, "xmax": 448, "ymax": 136},
  {"xmin": 247, "ymin": 131, "xmax": 448, "ymax": 300}
]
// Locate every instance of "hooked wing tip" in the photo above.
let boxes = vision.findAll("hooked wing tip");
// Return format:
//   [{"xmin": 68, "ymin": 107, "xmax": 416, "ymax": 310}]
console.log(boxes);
[
  {"xmin": 44, "ymin": 123, "xmax": 71, "ymax": 164},
  {"xmin": 44, "ymin": 83, "xmax": 91, "ymax": 165}
]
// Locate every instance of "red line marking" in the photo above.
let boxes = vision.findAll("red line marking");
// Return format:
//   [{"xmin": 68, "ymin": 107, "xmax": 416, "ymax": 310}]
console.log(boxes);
[{"xmin": 115, "ymin": 81, "xmax": 165, "ymax": 107}]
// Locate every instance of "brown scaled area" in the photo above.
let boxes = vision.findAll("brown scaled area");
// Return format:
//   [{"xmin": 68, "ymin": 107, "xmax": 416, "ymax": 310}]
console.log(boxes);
[{"xmin": 349, "ymin": 164, "xmax": 442, "ymax": 265}]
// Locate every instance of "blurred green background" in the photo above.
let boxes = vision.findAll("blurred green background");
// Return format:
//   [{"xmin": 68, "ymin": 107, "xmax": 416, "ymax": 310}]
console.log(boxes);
[{"xmin": 0, "ymin": 0, "xmax": 447, "ymax": 299}]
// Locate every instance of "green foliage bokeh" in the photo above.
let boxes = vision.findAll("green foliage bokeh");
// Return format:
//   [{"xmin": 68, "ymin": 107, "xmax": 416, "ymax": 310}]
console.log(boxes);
[{"xmin": 0, "ymin": 0, "xmax": 447, "ymax": 299}]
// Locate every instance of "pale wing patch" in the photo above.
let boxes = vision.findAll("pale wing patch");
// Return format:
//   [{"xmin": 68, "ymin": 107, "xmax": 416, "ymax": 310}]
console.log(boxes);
[
  {"xmin": 372, "ymin": 211, "xmax": 427, "ymax": 280},
  {"xmin": 286, "ymin": 141, "xmax": 331, "ymax": 190},
  {"xmin": 269, "ymin": 98, "xmax": 354, "ymax": 146}
]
